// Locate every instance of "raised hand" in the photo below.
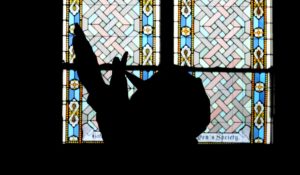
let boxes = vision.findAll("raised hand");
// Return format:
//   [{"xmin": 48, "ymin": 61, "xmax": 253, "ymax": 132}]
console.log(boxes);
[
  {"xmin": 72, "ymin": 23, "xmax": 211, "ymax": 145},
  {"xmin": 73, "ymin": 23, "xmax": 129, "ymax": 104},
  {"xmin": 73, "ymin": 23, "xmax": 130, "ymax": 143},
  {"xmin": 73, "ymin": 23, "xmax": 107, "ymax": 93}
]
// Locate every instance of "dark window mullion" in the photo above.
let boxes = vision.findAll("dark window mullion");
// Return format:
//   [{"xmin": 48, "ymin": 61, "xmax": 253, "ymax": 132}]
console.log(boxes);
[
  {"xmin": 62, "ymin": 63, "xmax": 273, "ymax": 73},
  {"xmin": 159, "ymin": 0, "xmax": 174, "ymax": 68}
]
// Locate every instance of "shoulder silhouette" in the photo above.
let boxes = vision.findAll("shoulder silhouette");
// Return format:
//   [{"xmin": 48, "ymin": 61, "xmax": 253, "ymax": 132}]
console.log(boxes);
[{"xmin": 73, "ymin": 23, "xmax": 211, "ymax": 145}]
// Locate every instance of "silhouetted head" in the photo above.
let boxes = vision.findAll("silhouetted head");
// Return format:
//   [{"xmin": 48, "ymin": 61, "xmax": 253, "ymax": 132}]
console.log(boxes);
[{"xmin": 126, "ymin": 66, "xmax": 211, "ymax": 145}]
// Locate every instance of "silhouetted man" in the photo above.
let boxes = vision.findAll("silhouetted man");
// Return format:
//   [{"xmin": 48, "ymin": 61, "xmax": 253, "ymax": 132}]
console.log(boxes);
[{"xmin": 73, "ymin": 23, "xmax": 211, "ymax": 145}]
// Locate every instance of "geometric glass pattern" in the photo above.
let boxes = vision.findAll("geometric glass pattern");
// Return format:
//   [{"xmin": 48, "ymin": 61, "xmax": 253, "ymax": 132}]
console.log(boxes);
[
  {"xmin": 173, "ymin": 0, "xmax": 273, "ymax": 144},
  {"xmin": 195, "ymin": 72, "xmax": 271, "ymax": 143},
  {"xmin": 174, "ymin": 0, "xmax": 273, "ymax": 69},
  {"xmin": 81, "ymin": 0, "xmax": 160, "ymax": 68},
  {"xmin": 62, "ymin": 0, "xmax": 273, "ymax": 144},
  {"xmin": 196, "ymin": 72, "xmax": 253, "ymax": 143}
]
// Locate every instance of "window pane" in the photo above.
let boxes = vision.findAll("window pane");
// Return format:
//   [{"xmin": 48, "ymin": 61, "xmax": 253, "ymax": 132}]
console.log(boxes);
[
  {"xmin": 174, "ymin": 0, "xmax": 273, "ymax": 69},
  {"xmin": 195, "ymin": 72, "xmax": 271, "ymax": 143},
  {"xmin": 62, "ymin": 69, "xmax": 154, "ymax": 143},
  {"xmin": 63, "ymin": 0, "xmax": 161, "ymax": 66},
  {"xmin": 62, "ymin": 0, "xmax": 273, "ymax": 144},
  {"xmin": 63, "ymin": 69, "xmax": 272, "ymax": 143}
]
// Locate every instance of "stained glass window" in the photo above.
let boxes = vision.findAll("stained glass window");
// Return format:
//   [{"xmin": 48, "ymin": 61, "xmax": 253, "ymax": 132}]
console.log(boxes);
[{"xmin": 62, "ymin": 0, "xmax": 273, "ymax": 144}]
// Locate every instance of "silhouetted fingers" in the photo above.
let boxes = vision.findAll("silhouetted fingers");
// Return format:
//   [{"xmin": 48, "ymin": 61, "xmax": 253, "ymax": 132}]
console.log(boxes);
[
  {"xmin": 73, "ymin": 23, "xmax": 108, "ymax": 91},
  {"xmin": 111, "ymin": 56, "xmax": 128, "ymax": 100},
  {"xmin": 111, "ymin": 57, "xmax": 122, "ymax": 83},
  {"xmin": 73, "ymin": 23, "xmax": 97, "ymax": 66},
  {"xmin": 121, "ymin": 52, "xmax": 128, "ymax": 67},
  {"xmin": 73, "ymin": 24, "xmax": 98, "ymax": 73},
  {"xmin": 74, "ymin": 23, "xmax": 85, "ymax": 38},
  {"xmin": 112, "ymin": 56, "xmax": 121, "ymax": 66}
]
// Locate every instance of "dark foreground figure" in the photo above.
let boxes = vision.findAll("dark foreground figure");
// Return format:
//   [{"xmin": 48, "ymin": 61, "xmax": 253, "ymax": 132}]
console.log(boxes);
[{"xmin": 73, "ymin": 24, "xmax": 211, "ymax": 145}]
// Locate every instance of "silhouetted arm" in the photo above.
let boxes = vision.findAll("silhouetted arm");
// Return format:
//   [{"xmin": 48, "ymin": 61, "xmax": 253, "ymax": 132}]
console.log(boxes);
[
  {"xmin": 73, "ymin": 24, "xmax": 108, "ymax": 94},
  {"xmin": 73, "ymin": 24, "xmax": 130, "ymax": 143}
]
